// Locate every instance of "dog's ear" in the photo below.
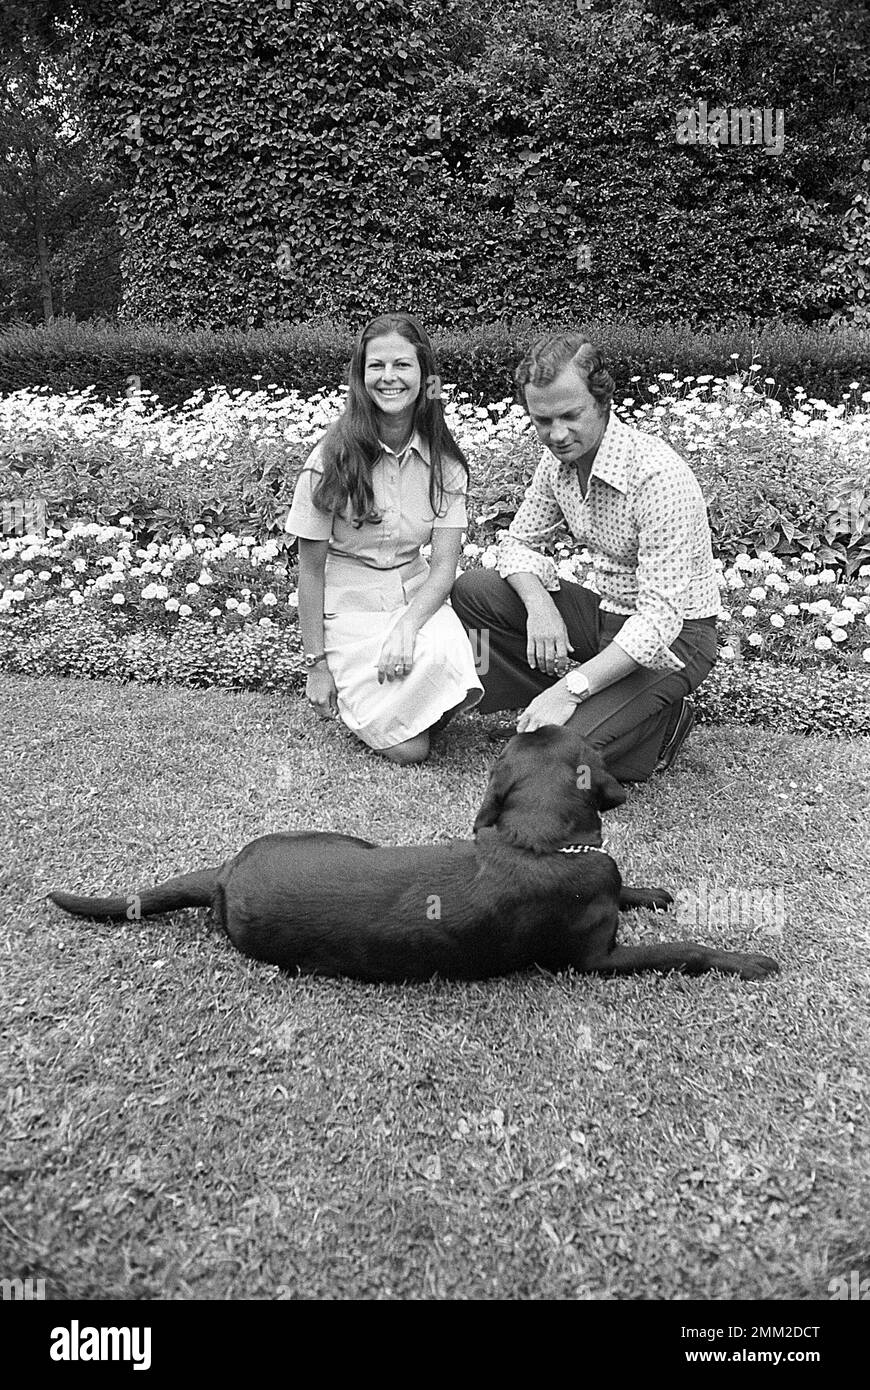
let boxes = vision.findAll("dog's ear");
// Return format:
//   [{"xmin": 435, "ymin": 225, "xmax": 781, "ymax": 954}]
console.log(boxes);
[
  {"xmin": 473, "ymin": 760, "xmax": 511, "ymax": 833},
  {"xmin": 596, "ymin": 767, "xmax": 627, "ymax": 811}
]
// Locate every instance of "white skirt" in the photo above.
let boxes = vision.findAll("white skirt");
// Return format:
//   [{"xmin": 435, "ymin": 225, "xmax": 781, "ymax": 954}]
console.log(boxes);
[{"xmin": 322, "ymin": 559, "xmax": 484, "ymax": 750}]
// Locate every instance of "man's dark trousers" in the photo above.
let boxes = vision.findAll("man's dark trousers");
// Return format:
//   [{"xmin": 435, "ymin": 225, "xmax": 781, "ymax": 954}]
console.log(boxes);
[{"xmin": 451, "ymin": 569, "xmax": 719, "ymax": 783}]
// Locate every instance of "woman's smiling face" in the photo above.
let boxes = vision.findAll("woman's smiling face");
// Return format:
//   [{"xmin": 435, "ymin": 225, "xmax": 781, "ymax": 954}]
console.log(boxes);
[{"xmin": 363, "ymin": 332, "xmax": 422, "ymax": 423}]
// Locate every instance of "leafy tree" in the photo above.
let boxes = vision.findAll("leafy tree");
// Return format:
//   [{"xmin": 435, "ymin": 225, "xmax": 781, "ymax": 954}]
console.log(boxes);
[{"xmin": 0, "ymin": 18, "xmax": 120, "ymax": 322}]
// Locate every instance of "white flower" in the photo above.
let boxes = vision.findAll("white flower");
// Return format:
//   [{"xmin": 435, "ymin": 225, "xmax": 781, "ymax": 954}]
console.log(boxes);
[
  {"xmin": 784, "ymin": 604, "xmax": 800, "ymax": 616},
  {"xmin": 749, "ymin": 586, "xmax": 767, "ymax": 601},
  {"xmin": 814, "ymin": 635, "xmax": 833, "ymax": 650},
  {"xmin": 769, "ymin": 613, "xmax": 785, "ymax": 628},
  {"xmin": 261, "ymin": 592, "xmax": 277, "ymax": 606},
  {"xmin": 741, "ymin": 605, "xmax": 757, "ymax": 618},
  {"xmin": 817, "ymin": 569, "xmax": 837, "ymax": 583},
  {"xmin": 258, "ymin": 617, "xmax": 273, "ymax": 628},
  {"xmin": 38, "ymin": 570, "xmax": 51, "ymax": 581},
  {"xmin": 70, "ymin": 590, "xmax": 84, "ymax": 606},
  {"xmin": 829, "ymin": 627, "xmax": 848, "ymax": 642},
  {"xmin": 112, "ymin": 592, "xmax": 125, "ymax": 605},
  {"xmin": 236, "ymin": 602, "xmax": 252, "ymax": 617},
  {"xmin": 178, "ymin": 604, "xmax": 193, "ymax": 617},
  {"xmin": 481, "ymin": 549, "xmax": 498, "ymax": 569},
  {"xmin": 185, "ymin": 583, "xmax": 200, "ymax": 595},
  {"xmin": 841, "ymin": 597, "xmax": 862, "ymax": 612},
  {"xmin": 197, "ymin": 570, "xmax": 214, "ymax": 585},
  {"xmin": 287, "ymin": 592, "xmax": 299, "ymax": 608},
  {"xmin": 863, "ymin": 648, "xmax": 870, "ymax": 662},
  {"xmin": 193, "ymin": 524, "xmax": 206, "ymax": 534},
  {"xmin": 209, "ymin": 607, "xmax": 221, "ymax": 618},
  {"xmin": 225, "ymin": 597, "xmax": 239, "ymax": 610},
  {"xmin": 165, "ymin": 597, "xmax": 180, "ymax": 612},
  {"xmin": 719, "ymin": 644, "xmax": 737, "ymax": 660},
  {"xmin": 747, "ymin": 633, "xmax": 763, "ymax": 647}
]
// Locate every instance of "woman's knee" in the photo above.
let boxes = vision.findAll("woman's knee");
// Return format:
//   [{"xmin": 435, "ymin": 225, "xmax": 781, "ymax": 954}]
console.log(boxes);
[{"xmin": 379, "ymin": 732, "xmax": 431, "ymax": 764}]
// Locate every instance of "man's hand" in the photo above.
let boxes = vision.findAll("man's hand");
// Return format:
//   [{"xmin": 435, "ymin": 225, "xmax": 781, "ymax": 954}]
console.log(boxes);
[
  {"xmin": 526, "ymin": 599, "xmax": 574, "ymax": 676},
  {"xmin": 377, "ymin": 615, "xmax": 419, "ymax": 684},
  {"xmin": 517, "ymin": 680, "xmax": 578, "ymax": 733},
  {"xmin": 306, "ymin": 665, "xmax": 338, "ymax": 717}
]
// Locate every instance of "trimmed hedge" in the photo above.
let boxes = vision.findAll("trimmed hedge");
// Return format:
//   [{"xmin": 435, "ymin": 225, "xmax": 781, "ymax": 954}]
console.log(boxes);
[
  {"xmin": 54, "ymin": 0, "xmax": 870, "ymax": 331},
  {"xmin": 0, "ymin": 316, "xmax": 867, "ymax": 409}
]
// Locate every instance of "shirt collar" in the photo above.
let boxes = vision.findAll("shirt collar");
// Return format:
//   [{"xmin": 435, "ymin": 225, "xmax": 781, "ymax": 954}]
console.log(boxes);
[
  {"xmin": 378, "ymin": 428, "xmax": 430, "ymax": 465},
  {"xmin": 554, "ymin": 411, "xmax": 631, "ymax": 495}
]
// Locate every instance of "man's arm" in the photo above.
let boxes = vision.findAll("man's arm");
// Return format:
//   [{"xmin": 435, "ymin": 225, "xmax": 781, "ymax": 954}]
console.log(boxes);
[{"xmin": 497, "ymin": 456, "xmax": 576, "ymax": 674}]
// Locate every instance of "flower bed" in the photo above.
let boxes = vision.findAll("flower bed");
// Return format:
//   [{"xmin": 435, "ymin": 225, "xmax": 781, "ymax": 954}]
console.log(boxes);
[{"xmin": 2, "ymin": 370, "xmax": 869, "ymax": 736}]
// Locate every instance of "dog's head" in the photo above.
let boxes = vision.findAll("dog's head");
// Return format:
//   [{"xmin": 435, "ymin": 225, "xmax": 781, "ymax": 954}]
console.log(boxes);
[{"xmin": 473, "ymin": 724, "xmax": 626, "ymax": 852}]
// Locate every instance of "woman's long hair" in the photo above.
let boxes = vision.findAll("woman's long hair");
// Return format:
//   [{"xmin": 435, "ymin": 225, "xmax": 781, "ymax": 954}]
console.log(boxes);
[{"xmin": 311, "ymin": 312, "xmax": 469, "ymax": 527}]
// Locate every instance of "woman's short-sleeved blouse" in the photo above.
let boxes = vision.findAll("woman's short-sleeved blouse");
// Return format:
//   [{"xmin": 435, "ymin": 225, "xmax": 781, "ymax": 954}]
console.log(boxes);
[{"xmin": 284, "ymin": 430, "xmax": 468, "ymax": 572}]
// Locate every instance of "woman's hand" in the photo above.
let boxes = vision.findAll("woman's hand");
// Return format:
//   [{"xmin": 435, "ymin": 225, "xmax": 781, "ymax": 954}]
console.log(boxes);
[
  {"xmin": 306, "ymin": 664, "xmax": 338, "ymax": 717},
  {"xmin": 377, "ymin": 615, "xmax": 419, "ymax": 684},
  {"xmin": 526, "ymin": 599, "xmax": 574, "ymax": 675}
]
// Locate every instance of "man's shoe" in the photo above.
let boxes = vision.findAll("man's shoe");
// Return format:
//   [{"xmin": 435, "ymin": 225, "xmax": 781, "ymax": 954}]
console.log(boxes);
[{"xmin": 653, "ymin": 696, "xmax": 696, "ymax": 774}]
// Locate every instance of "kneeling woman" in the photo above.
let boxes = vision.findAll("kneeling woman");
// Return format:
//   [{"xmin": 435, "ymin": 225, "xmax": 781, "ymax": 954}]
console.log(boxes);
[{"xmin": 285, "ymin": 312, "xmax": 483, "ymax": 764}]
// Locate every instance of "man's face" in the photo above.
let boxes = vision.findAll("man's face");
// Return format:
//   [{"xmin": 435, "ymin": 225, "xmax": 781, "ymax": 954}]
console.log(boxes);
[{"xmin": 523, "ymin": 364, "xmax": 608, "ymax": 465}]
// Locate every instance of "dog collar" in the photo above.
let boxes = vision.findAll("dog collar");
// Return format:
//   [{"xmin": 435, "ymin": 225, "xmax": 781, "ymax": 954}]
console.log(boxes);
[{"xmin": 557, "ymin": 842, "xmax": 611, "ymax": 856}]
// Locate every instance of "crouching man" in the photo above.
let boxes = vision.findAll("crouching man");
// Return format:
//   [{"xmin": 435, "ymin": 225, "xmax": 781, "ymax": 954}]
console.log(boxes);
[{"xmin": 451, "ymin": 332, "xmax": 721, "ymax": 782}]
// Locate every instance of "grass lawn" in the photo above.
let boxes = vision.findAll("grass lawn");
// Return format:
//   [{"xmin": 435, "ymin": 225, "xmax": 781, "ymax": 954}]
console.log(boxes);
[{"xmin": 1, "ymin": 671, "xmax": 868, "ymax": 1301}]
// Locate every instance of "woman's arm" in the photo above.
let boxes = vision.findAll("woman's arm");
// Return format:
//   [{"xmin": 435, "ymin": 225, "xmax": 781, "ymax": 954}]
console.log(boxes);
[
  {"xmin": 297, "ymin": 538, "xmax": 329, "ymax": 656},
  {"xmin": 405, "ymin": 526, "xmax": 462, "ymax": 628},
  {"xmin": 376, "ymin": 527, "xmax": 462, "ymax": 683},
  {"xmin": 297, "ymin": 538, "xmax": 337, "ymax": 715}
]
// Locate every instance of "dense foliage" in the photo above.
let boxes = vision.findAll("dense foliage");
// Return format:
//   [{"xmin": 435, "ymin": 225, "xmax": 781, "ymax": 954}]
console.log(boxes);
[{"xmin": 17, "ymin": 0, "xmax": 864, "ymax": 330}]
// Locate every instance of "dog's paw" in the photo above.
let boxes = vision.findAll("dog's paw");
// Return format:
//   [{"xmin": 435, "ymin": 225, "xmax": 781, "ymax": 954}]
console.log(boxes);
[
  {"xmin": 641, "ymin": 887, "xmax": 674, "ymax": 912},
  {"xmin": 737, "ymin": 953, "xmax": 780, "ymax": 981}
]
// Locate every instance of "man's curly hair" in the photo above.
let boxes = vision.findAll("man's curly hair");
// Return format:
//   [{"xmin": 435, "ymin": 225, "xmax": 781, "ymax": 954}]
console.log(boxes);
[{"xmin": 514, "ymin": 332, "xmax": 615, "ymax": 412}]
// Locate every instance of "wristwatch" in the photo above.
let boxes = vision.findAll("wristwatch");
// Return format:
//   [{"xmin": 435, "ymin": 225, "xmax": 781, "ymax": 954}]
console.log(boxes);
[
  {"xmin": 303, "ymin": 651, "xmax": 327, "ymax": 669},
  {"xmin": 564, "ymin": 668, "xmax": 591, "ymax": 702}
]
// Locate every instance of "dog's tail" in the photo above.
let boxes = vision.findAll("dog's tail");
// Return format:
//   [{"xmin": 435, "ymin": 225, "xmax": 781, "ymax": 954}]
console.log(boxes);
[{"xmin": 47, "ymin": 867, "xmax": 219, "ymax": 921}]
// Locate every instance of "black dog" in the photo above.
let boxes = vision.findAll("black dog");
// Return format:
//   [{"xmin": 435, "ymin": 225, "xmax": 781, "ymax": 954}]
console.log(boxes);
[{"xmin": 48, "ymin": 726, "xmax": 778, "ymax": 984}]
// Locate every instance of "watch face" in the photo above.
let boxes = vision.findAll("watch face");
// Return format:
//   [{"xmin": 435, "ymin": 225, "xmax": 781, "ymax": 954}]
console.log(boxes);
[{"xmin": 567, "ymin": 671, "xmax": 589, "ymax": 697}]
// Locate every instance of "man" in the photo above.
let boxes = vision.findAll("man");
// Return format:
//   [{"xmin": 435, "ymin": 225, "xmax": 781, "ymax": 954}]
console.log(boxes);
[{"xmin": 450, "ymin": 332, "xmax": 721, "ymax": 783}]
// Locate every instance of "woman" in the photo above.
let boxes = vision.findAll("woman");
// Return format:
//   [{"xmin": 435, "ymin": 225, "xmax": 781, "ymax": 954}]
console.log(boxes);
[{"xmin": 284, "ymin": 312, "xmax": 483, "ymax": 764}]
